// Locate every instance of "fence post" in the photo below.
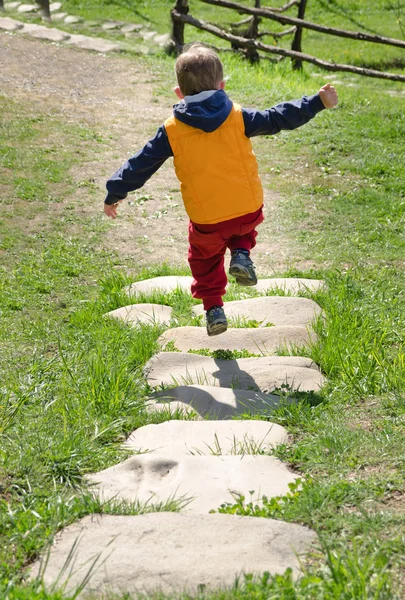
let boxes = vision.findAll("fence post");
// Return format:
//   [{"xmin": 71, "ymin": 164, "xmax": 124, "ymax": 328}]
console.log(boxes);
[
  {"xmin": 230, "ymin": 0, "xmax": 261, "ymax": 62},
  {"xmin": 170, "ymin": 0, "xmax": 189, "ymax": 55},
  {"xmin": 291, "ymin": 0, "xmax": 307, "ymax": 69},
  {"xmin": 245, "ymin": 0, "xmax": 261, "ymax": 62}
]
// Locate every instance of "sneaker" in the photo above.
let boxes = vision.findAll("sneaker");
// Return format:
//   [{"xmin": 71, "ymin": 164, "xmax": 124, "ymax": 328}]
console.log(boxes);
[
  {"xmin": 206, "ymin": 305, "xmax": 228, "ymax": 336},
  {"xmin": 229, "ymin": 249, "xmax": 257, "ymax": 286}
]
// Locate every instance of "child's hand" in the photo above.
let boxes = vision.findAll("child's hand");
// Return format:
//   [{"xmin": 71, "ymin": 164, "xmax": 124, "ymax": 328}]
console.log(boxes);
[
  {"xmin": 104, "ymin": 201, "xmax": 122, "ymax": 219},
  {"xmin": 319, "ymin": 83, "xmax": 338, "ymax": 109}
]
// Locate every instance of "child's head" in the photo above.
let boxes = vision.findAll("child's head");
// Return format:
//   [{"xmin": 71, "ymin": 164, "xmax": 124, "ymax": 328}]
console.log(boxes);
[{"xmin": 175, "ymin": 43, "xmax": 224, "ymax": 98}]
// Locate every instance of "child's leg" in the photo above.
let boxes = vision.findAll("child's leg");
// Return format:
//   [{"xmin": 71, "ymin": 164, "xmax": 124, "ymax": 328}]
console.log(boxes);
[
  {"xmin": 188, "ymin": 221, "xmax": 228, "ymax": 311},
  {"xmin": 225, "ymin": 207, "xmax": 264, "ymax": 253},
  {"xmin": 221, "ymin": 208, "xmax": 264, "ymax": 287}
]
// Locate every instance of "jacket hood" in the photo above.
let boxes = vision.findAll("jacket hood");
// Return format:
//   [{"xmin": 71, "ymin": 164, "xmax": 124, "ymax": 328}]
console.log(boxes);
[{"xmin": 172, "ymin": 89, "xmax": 233, "ymax": 133}]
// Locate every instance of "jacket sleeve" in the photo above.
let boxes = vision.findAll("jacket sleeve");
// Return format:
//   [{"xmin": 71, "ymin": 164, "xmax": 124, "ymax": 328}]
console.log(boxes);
[
  {"xmin": 105, "ymin": 126, "xmax": 173, "ymax": 205},
  {"xmin": 242, "ymin": 93, "xmax": 325, "ymax": 138}
]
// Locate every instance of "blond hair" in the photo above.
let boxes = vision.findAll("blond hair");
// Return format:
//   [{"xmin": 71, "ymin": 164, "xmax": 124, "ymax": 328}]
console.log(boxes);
[{"xmin": 175, "ymin": 44, "xmax": 224, "ymax": 96}]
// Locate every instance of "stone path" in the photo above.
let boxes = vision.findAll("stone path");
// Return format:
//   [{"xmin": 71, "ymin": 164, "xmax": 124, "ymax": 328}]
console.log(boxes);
[
  {"xmin": 0, "ymin": 0, "xmax": 171, "ymax": 54},
  {"xmin": 31, "ymin": 275, "xmax": 325, "ymax": 596}
]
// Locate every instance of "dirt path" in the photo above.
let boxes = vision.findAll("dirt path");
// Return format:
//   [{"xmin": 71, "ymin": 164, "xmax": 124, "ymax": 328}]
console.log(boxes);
[{"xmin": 0, "ymin": 34, "xmax": 298, "ymax": 274}]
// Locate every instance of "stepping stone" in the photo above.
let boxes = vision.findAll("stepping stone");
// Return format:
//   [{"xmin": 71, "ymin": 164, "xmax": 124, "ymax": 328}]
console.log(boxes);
[
  {"xmin": 4, "ymin": 1, "xmax": 21, "ymax": 8},
  {"xmin": 17, "ymin": 3, "xmax": 38, "ymax": 12},
  {"xmin": 64, "ymin": 15, "xmax": 81, "ymax": 23},
  {"xmin": 50, "ymin": 11, "xmax": 67, "ymax": 20},
  {"xmin": 154, "ymin": 32, "xmax": 171, "ymax": 45},
  {"xmin": 141, "ymin": 29, "xmax": 157, "ymax": 40},
  {"xmin": 87, "ymin": 453, "xmax": 297, "ymax": 513},
  {"xmin": 120, "ymin": 23, "xmax": 143, "ymax": 33},
  {"xmin": 148, "ymin": 385, "xmax": 291, "ymax": 419},
  {"xmin": 30, "ymin": 513, "xmax": 317, "ymax": 595},
  {"xmin": 145, "ymin": 352, "xmax": 325, "ymax": 393},
  {"xmin": 255, "ymin": 278, "xmax": 324, "ymax": 294},
  {"xmin": 105, "ymin": 303, "xmax": 172, "ymax": 326},
  {"xmin": 125, "ymin": 420, "xmax": 288, "ymax": 455},
  {"xmin": 125, "ymin": 275, "xmax": 193, "ymax": 297},
  {"xmin": 65, "ymin": 33, "xmax": 121, "ymax": 52},
  {"xmin": 193, "ymin": 296, "xmax": 322, "ymax": 328},
  {"xmin": 0, "ymin": 16, "xmax": 23, "ymax": 30},
  {"xmin": 158, "ymin": 325, "xmax": 315, "ymax": 354},
  {"xmin": 49, "ymin": 1, "xmax": 62, "ymax": 10},
  {"xmin": 20, "ymin": 23, "xmax": 70, "ymax": 42},
  {"xmin": 102, "ymin": 21, "xmax": 120, "ymax": 30}
]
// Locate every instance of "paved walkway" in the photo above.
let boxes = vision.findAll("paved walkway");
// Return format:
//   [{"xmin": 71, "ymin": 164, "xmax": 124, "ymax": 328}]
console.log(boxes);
[
  {"xmin": 31, "ymin": 275, "xmax": 325, "ymax": 596},
  {"xmin": 0, "ymin": 0, "xmax": 170, "ymax": 53}
]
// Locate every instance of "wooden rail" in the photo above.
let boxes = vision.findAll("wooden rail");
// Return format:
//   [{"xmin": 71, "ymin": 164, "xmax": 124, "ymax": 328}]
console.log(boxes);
[
  {"xmin": 199, "ymin": 0, "xmax": 405, "ymax": 50},
  {"xmin": 172, "ymin": 10, "xmax": 405, "ymax": 82}
]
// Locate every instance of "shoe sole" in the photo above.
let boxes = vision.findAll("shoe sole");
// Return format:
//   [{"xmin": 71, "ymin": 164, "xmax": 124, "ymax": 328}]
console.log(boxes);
[
  {"xmin": 207, "ymin": 321, "xmax": 228, "ymax": 336},
  {"xmin": 229, "ymin": 265, "xmax": 257, "ymax": 287}
]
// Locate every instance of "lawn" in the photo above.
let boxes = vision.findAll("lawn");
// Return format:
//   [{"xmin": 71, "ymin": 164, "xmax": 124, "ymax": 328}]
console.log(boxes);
[{"xmin": 1, "ymin": 0, "xmax": 405, "ymax": 598}]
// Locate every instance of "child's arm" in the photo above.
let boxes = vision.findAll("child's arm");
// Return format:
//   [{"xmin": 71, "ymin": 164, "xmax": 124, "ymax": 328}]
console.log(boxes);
[
  {"xmin": 104, "ymin": 126, "xmax": 173, "ymax": 217},
  {"xmin": 242, "ymin": 85, "xmax": 338, "ymax": 138}
]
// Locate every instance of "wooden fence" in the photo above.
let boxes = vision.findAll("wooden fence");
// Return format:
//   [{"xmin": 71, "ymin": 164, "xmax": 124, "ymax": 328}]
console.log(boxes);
[{"xmin": 170, "ymin": 0, "xmax": 405, "ymax": 83}]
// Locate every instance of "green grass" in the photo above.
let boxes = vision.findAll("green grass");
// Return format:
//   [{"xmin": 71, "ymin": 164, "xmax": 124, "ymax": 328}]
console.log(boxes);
[{"xmin": 1, "ymin": 0, "xmax": 405, "ymax": 598}]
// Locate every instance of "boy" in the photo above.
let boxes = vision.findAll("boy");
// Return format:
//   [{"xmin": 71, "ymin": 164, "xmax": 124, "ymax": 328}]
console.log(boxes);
[{"xmin": 104, "ymin": 44, "xmax": 338, "ymax": 336}]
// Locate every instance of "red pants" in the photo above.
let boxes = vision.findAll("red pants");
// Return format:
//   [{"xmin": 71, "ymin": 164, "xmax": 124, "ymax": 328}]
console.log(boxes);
[{"xmin": 188, "ymin": 207, "xmax": 264, "ymax": 310}]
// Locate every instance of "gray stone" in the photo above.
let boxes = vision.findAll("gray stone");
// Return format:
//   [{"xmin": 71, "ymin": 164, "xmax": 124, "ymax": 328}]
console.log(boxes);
[
  {"xmin": 104, "ymin": 303, "xmax": 172, "ymax": 326},
  {"xmin": 51, "ymin": 11, "xmax": 67, "ymax": 21},
  {"xmin": 17, "ymin": 3, "xmax": 38, "ymax": 12},
  {"xmin": 125, "ymin": 275, "xmax": 193, "ymax": 297},
  {"xmin": 193, "ymin": 296, "xmax": 322, "ymax": 328},
  {"xmin": 141, "ymin": 29, "xmax": 157, "ymax": 40},
  {"xmin": 30, "ymin": 513, "xmax": 317, "ymax": 595},
  {"xmin": 255, "ymin": 278, "xmax": 325, "ymax": 294},
  {"xmin": 87, "ymin": 453, "xmax": 297, "ymax": 513},
  {"xmin": 101, "ymin": 21, "xmax": 120, "ymax": 30},
  {"xmin": 120, "ymin": 23, "xmax": 142, "ymax": 33},
  {"xmin": 63, "ymin": 15, "xmax": 81, "ymax": 24},
  {"xmin": 49, "ymin": 1, "xmax": 62, "ymax": 11},
  {"xmin": 20, "ymin": 23, "xmax": 70, "ymax": 42},
  {"xmin": 0, "ymin": 16, "xmax": 23, "ymax": 30},
  {"xmin": 125, "ymin": 420, "xmax": 288, "ymax": 455},
  {"xmin": 145, "ymin": 352, "xmax": 325, "ymax": 393},
  {"xmin": 153, "ymin": 32, "xmax": 171, "ymax": 45},
  {"xmin": 148, "ymin": 385, "xmax": 293, "ymax": 420},
  {"xmin": 158, "ymin": 325, "xmax": 316, "ymax": 354},
  {"xmin": 65, "ymin": 33, "xmax": 121, "ymax": 52}
]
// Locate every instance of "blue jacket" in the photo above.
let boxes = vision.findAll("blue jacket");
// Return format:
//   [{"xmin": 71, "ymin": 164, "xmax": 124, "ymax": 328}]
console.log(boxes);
[{"xmin": 105, "ymin": 89, "xmax": 325, "ymax": 205}]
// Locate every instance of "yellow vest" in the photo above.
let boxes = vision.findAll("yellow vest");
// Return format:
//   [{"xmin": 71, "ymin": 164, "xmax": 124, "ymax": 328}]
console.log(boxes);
[{"xmin": 164, "ymin": 104, "xmax": 263, "ymax": 224}]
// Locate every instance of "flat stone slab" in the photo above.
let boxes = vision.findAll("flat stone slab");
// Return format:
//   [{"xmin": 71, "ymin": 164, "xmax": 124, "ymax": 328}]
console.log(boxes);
[
  {"xmin": 121, "ymin": 23, "xmax": 143, "ymax": 32},
  {"xmin": 154, "ymin": 32, "xmax": 171, "ymax": 45},
  {"xmin": 125, "ymin": 275, "xmax": 193, "ymax": 297},
  {"xmin": 31, "ymin": 513, "xmax": 317, "ymax": 596},
  {"xmin": 20, "ymin": 23, "xmax": 70, "ymax": 42},
  {"xmin": 87, "ymin": 454, "xmax": 297, "ymax": 513},
  {"xmin": 255, "ymin": 278, "xmax": 324, "ymax": 294},
  {"xmin": 158, "ymin": 325, "xmax": 315, "ymax": 354},
  {"xmin": 5, "ymin": 2, "xmax": 21, "ymax": 8},
  {"xmin": 145, "ymin": 352, "xmax": 325, "ymax": 393},
  {"xmin": 102, "ymin": 21, "xmax": 120, "ymax": 30},
  {"xmin": 51, "ymin": 12, "xmax": 67, "ymax": 20},
  {"xmin": 17, "ymin": 3, "xmax": 38, "ymax": 12},
  {"xmin": 49, "ymin": 1, "xmax": 62, "ymax": 10},
  {"xmin": 125, "ymin": 420, "xmax": 288, "ymax": 455},
  {"xmin": 193, "ymin": 297, "xmax": 322, "ymax": 328},
  {"xmin": 148, "ymin": 385, "xmax": 292, "ymax": 419},
  {"xmin": 0, "ymin": 16, "xmax": 23, "ymax": 30},
  {"xmin": 105, "ymin": 303, "xmax": 172, "ymax": 326},
  {"xmin": 65, "ymin": 34, "xmax": 120, "ymax": 52},
  {"xmin": 64, "ymin": 14, "xmax": 81, "ymax": 23}
]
